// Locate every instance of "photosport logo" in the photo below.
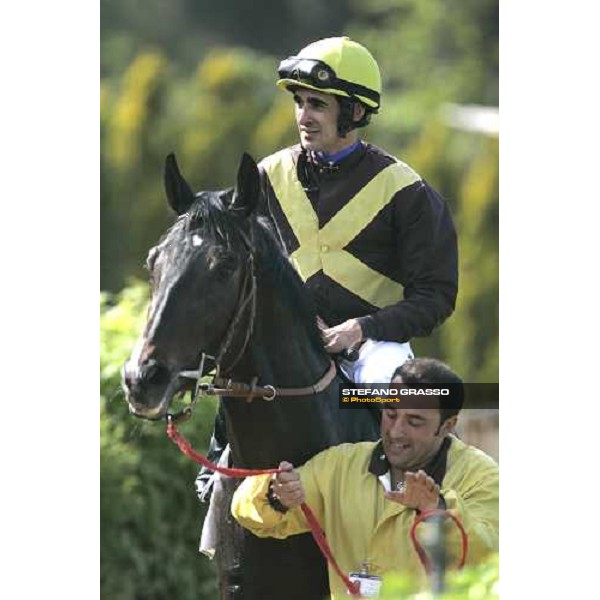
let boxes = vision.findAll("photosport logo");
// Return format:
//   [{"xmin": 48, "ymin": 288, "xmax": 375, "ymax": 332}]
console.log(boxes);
[{"xmin": 338, "ymin": 383, "xmax": 499, "ymax": 410}]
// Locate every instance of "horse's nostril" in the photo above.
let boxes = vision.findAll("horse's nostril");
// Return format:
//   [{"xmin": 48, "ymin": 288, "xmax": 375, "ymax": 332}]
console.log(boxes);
[
  {"xmin": 140, "ymin": 361, "xmax": 157, "ymax": 382},
  {"xmin": 140, "ymin": 361, "xmax": 171, "ymax": 386}
]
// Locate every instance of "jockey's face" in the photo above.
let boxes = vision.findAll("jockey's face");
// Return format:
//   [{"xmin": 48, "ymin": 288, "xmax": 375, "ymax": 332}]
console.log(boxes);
[{"xmin": 292, "ymin": 88, "xmax": 354, "ymax": 154}]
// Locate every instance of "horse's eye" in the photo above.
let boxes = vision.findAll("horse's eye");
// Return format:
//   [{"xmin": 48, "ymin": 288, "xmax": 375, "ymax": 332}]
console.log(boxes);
[{"xmin": 205, "ymin": 248, "xmax": 237, "ymax": 275}]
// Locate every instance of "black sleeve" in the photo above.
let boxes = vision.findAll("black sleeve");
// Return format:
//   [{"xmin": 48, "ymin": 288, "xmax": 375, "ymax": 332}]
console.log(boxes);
[{"xmin": 357, "ymin": 181, "xmax": 458, "ymax": 342}]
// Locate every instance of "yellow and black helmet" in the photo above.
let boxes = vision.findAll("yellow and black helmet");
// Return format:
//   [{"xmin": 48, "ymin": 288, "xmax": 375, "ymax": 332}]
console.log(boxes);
[{"xmin": 277, "ymin": 37, "xmax": 382, "ymax": 110}]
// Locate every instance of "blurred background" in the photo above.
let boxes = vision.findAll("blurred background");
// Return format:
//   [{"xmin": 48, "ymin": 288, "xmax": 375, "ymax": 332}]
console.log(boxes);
[{"xmin": 100, "ymin": 1, "xmax": 498, "ymax": 598}]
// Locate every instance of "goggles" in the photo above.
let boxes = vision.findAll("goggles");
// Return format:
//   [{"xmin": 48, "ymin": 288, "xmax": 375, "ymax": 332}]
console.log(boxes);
[{"xmin": 277, "ymin": 56, "xmax": 380, "ymax": 107}]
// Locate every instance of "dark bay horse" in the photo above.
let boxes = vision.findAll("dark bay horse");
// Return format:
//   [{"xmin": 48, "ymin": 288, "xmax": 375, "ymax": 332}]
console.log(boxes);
[{"xmin": 123, "ymin": 153, "xmax": 381, "ymax": 600}]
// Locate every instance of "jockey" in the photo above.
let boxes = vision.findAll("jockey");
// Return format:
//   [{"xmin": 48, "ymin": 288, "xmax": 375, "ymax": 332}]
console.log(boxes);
[
  {"xmin": 258, "ymin": 36, "xmax": 458, "ymax": 383},
  {"xmin": 197, "ymin": 37, "xmax": 458, "ymax": 500}
]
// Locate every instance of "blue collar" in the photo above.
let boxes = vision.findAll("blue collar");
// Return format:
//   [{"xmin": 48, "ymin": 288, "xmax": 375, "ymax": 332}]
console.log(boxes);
[{"xmin": 315, "ymin": 140, "xmax": 363, "ymax": 165}]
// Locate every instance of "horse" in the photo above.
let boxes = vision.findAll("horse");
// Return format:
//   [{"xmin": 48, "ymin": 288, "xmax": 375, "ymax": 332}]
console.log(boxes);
[{"xmin": 122, "ymin": 152, "xmax": 381, "ymax": 600}]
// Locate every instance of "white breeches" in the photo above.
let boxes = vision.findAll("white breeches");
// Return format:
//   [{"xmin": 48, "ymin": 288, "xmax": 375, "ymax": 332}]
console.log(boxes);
[{"xmin": 339, "ymin": 339, "xmax": 414, "ymax": 383}]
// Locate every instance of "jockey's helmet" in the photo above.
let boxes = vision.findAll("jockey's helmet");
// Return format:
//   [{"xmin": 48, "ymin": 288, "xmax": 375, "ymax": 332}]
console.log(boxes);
[{"xmin": 277, "ymin": 37, "xmax": 382, "ymax": 111}]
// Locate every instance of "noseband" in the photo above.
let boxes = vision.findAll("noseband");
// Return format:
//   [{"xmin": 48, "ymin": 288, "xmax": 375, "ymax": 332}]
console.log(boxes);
[{"xmin": 169, "ymin": 224, "xmax": 337, "ymax": 422}]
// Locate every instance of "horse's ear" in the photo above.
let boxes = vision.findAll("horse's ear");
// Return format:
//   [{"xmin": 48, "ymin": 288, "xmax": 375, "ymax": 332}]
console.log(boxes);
[
  {"xmin": 164, "ymin": 153, "xmax": 195, "ymax": 215},
  {"xmin": 231, "ymin": 153, "xmax": 260, "ymax": 217}
]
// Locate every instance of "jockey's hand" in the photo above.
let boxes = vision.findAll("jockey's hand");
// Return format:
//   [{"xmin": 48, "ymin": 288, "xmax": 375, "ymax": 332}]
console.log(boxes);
[
  {"xmin": 385, "ymin": 470, "xmax": 440, "ymax": 512},
  {"xmin": 321, "ymin": 319, "xmax": 363, "ymax": 354},
  {"xmin": 272, "ymin": 461, "xmax": 305, "ymax": 509}
]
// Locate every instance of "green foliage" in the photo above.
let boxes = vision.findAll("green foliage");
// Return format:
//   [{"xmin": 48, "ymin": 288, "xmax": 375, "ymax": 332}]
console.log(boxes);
[
  {"xmin": 101, "ymin": 282, "xmax": 219, "ymax": 600},
  {"xmin": 101, "ymin": 46, "xmax": 284, "ymax": 292},
  {"xmin": 101, "ymin": 0, "xmax": 354, "ymax": 74},
  {"xmin": 350, "ymin": 0, "xmax": 498, "ymax": 111},
  {"xmin": 380, "ymin": 553, "xmax": 499, "ymax": 599},
  {"xmin": 406, "ymin": 124, "xmax": 499, "ymax": 382}
]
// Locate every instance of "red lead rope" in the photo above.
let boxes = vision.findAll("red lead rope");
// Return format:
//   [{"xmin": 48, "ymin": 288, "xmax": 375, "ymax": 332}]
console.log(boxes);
[
  {"xmin": 166, "ymin": 421, "xmax": 361, "ymax": 597},
  {"xmin": 298, "ymin": 503, "xmax": 361, "ymax": 597},
  {"xmin": 166, "ymin": 420, "xmax": 280, "ymax": 477},
  {"xmin": 410, "ymin": 508, "xmax": 469, "ymax": 572}
]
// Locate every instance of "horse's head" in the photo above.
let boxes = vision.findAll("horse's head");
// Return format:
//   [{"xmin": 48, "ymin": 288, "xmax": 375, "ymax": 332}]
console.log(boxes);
[{"xmin": 122, "ymin": 152, "xmax": 261, "ymax": 419}]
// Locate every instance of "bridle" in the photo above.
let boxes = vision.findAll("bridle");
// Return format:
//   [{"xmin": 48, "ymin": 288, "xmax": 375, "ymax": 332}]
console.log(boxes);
[
  {"xmin": 207, "ymin": 230, "xmax": 258, "ymax": 376},
  {"xmin": 167, "ymin": 222, "xmax": 336, "ymax": 422}
]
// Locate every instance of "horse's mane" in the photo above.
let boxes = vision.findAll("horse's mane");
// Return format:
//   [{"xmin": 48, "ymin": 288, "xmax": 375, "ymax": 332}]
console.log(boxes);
[
  {"xmin": 252, "ymin": 215, "xmax": 325, "ymax": 354},
  {"xmin": 162, "ymin": 191, "xmax": 325, "ymax": 355}
]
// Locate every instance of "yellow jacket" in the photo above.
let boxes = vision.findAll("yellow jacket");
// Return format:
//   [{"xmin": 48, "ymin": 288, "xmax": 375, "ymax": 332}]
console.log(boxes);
[{"xmin": 231, "ymin": 436, "xmax": 498, "ymax": 599}]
